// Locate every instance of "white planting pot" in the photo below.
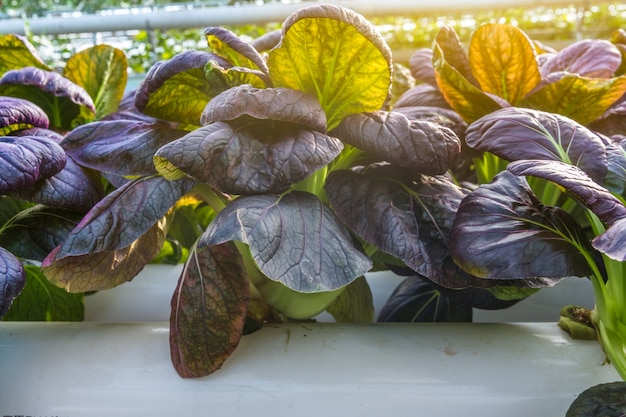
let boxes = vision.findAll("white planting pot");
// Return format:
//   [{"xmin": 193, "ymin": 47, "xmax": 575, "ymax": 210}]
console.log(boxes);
[{"xmin": 0, "ymin": 265, "xmax": 619, "ymax": 417}]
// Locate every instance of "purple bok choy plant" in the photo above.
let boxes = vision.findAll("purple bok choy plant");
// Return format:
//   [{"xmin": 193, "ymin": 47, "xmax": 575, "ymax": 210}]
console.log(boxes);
[
  {"xmin": 39, "ymin": 4, "xmax": 433, "ymax": 378},
  {"xmin": 449, "ymin": 106, "xmax": 626, "ymax": 379},
  {"xmin": 0, "ymin": 34, "xmax": 128, "ymax": 321}
]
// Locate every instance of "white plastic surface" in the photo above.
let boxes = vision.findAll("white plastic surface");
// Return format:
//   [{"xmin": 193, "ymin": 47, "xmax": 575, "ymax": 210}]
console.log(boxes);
[{"xmin": 0, "ymin": 322, "xmax": 619, "ymax": 417}]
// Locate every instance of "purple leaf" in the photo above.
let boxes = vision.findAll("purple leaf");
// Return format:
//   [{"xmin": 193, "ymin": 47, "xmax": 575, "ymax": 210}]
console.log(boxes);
[
  {"xmin": 200, "ymin": 85, "xmax": 327, "ymax": 132},
  {"xmin": 0, "ymin": 96, "xmax": 49, "ymax": 133},
  {"xmin": 200, "ymin": 191, "xmax": 372, "ymax": 292},
  {"xmin": 408, "ymin": 48, "xmax": 437, "ymax": 86},
  {"xmin": 333, "ymin": 111, "xmax": 461, "ymax": 175},
  {"xmin": 450, "ymin": 170, "xmax": 591, "ymax": 282},
  {"xmin": 592, "ymin": 217, "xmax": 626, "ymax": 261},
  {"xmin": 540, "ymin": 39, "xmax": 622, "ymax": 79},
  {"xmin": 12, "ymin": 156, "xmax": 105, "ymax": 212},
  {"xmin": 62, "ymin": 120, "xmax": 188, "ymax": 176},
  {"xmin": 466, "ymin": 107, "xmax": 609, "ymax": 184},
  {"xmin": 0, "ymin": 135, "xmax": 66, "ymax": 194},
  {"xmin": 155, "ymin": 121, "xmax": 342, "ymax": 195},
  {"xmin": 393, "ymin": 83, "xmax": 452, "ymax": 109},
  {"xmin": 170, "ymin": 242, "xmax": 249, "ymax": 378},
  {"xmin": 507, "ymin": 159, "xmax": 626, "ymax": 226},
  {"xmin": 0, "ymin": 67, "xmax": 96, "ymax": 128},
  {"xmin": 47, "ymin": 176, "xmax": 196, "ymax": 259},
  {"xmin": 326, "ymin": 167, "xmax": 485, "ymax": 289},
  {"xmin": 41, "ymin": 176, "xmax": 196, "ymax": 291},
  {"xmin": 0, "ymin": 247, "xmax": 26, "ymax": 318}
]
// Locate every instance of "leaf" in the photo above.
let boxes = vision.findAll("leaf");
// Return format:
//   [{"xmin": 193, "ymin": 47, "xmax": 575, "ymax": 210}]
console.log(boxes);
[
  {"xmin": 2, "ymin": 264, "xmax": 83, "ymax": 321},
  {"xmin": 466, "ymin": 107, "xmax": 609, "ymax": 184},
  {"xmin": 44, "ymin": 176, "xmax": 196, "ymax": 259},
  {"xmin": 506, "ymin": 159, "xmax": 626, "ymax": 261},
  {"xmin": 200, "ymin": 85, "xmax": 326, "ymax": 132},
  {"xmin": 170, "ymin": 242, "xmax": 249, "ymax": 378},
  {"xmin": 0, "ymin": 67, "xmax": 96, "ymax": 130},
  {"xmin": 0, "ymin": 201, "xmax": 82, "ymax": 261},
  {"xmin": 326, "ymin": 167, "xmax": 482, "ymax": 289},
  {"xmin": 408, "ymin": 48, "xmax": 437, "ymax": 86},
  {"xmin": 154, "ymin": 121, "xmax": 342, "ymax": 195},
  {"xmin": 566, "ymin": 382, "xmax": 626, "ymax": 417},
  {"xmin": 0, "ymin": 135, "xmax": 67, "ymax": 194},
  {"xmin": 42, "ymin": 217, "xmax": 170, "ymax": 292},
  {"xmin": 267, "ymin": 4, "xmax": 392, "ymax": 130},
  {"xmin": 0, "ymin": 96, "xmax": 49, "ymax": 134},
  {"xmin": 523, "ymin": 73, "xmax": 626, "ymax": 125},
  {"xmin": 324, "ymin": 276, "xmax": 374, "ymax": 322},
  {"xmin": 11, "ymin": 155, "xmax": 105, "ymax": 212},
  {"xmin": 593, "ymin": 217, "xmax": 626, "ymax": 261},
  {"xmin": 0, "ymin": 246, "xmax": 25, "ymax": 318},
  {"xmin": 449, "ymin": 170, "xmax": 591, "ymax": 282},
  {"xmin": 508, "ymin": 159, "xmax": 626, "ymax": 225},
  {"xmin": 201, "ymin": 191, "xmax": 372, "ymax": 292},
  {"xmin": 134, "ymin": 50, "xmax": 231, "ymax": 126},
  {"xmin": 205, "ymin": 27, "xmax": 269, "ymax": 74},
  {"xmin": 64, "ymin": 45, "xmax": 128, "ymax": 120},
  {"xmin": 332, "ymin": 111, "xmax": 460, "ymax": 175},
  {"xmin": 540, "ymin": 39, "xmax": 622, "ymax": 79},
  {"xmin": 434, "ymin": 26, "xmax": 478, "ymax": 86},
  {"xmin": 62, "ymin": 119, "xmax": 188, "ymax": 177},
  {"xmin": 432, "ymin": 42, "xmax": 504, "ymax": 123},
  {"xmin": 0, "ymin": 34, "xmax": 50, "ymax": 76},
  {"xmin": 204, "ymin": 60, "xmax": 269, "ymax": 91},
  {"xmin": 377, "ymin": 275, "xmax": 473, "ymax": 323},
  {"xmin": 393, "ymin": 84, "xmax": 452, "ymax": 110},
  {"xmin": 468, "ymin": 24, "xmax": 541, "ymax": 105}
]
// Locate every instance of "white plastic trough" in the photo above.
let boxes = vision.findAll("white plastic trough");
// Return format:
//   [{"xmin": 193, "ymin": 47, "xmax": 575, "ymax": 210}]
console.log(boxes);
[{"xmin": 0, "ymin": 265, "xmax": 620, "ymax": 417}]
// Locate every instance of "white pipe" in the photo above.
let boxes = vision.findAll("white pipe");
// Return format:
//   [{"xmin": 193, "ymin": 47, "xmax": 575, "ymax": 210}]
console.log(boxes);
[
  {"xmin": 0, "ymin": 0, "xmax": 587, "ymax": 36},
  {"xmin": 0, "ymin": 322, "xmax": 619, "ymax": 416}
]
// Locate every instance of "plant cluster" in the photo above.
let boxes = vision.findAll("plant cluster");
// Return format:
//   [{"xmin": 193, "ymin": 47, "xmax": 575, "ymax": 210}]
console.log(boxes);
[{"xmin": 0, "ymin": 9, "xmax": 626, "ymax": 410}]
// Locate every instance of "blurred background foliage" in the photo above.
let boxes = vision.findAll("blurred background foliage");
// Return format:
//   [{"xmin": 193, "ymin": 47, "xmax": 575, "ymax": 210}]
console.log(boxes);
[{"xmin": 1, "ymin": 0, "xmax": 625, "ymax": 74}]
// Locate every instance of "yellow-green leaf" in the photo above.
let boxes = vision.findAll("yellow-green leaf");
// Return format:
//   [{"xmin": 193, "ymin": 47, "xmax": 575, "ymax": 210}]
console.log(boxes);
[
  {"xmin": 64, "ymin": 45, "xmax": 128, "ymax": 120},
  {"xmin": 267, "ymin": 5, "xmax": 392, "ymax": 130},
  {"xmin": 469, "ymin": 24, "xmax": 541, "ymax": 105},
  {"xmin": 433, "ymin": 43, "xmax": 503, "ymax": 123},
  {"xmin": 523, "ymin": 74, "xmax": 626, "ymax": 125},
  {"xmin": 0, "ymin": 34, "xmax": 50, "ymax": 77}
]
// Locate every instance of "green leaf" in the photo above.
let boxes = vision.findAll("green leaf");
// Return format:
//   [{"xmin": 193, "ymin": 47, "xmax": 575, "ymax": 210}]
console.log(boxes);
[
  {"xmin": 205, "ymin": 27, "xmax": 268, "ymax": 74},
  {"xmin": 522, "ymin": 74, "xmax": 626, "ymax": 125},
  {"xmin": 0, "ymin": 34, "xmax": 50, "ymax": 76},
  {"xmin": 135, "ymin": 51, "xmax": 228, "ymax": 126},
  {"xmin": 64, "ymin": 45, "xmax": 128, "ymax": 120},
  {"xmin": 170, "ymin": 242, "xmax": 249, "ymax": 378},
  {"xmin": 2, "ymin": 265, "xmax": 83, "ymax": 321},
  {"xmin": 325, "ymin": 276, "xmax": 374, "ymax": 322},
  {"xmin": 204, "ymin": 60, "xmax": 268, "ymax": 91},
  {"xmin": 267, "ymin": 4, "xmax": 392, "ymax": 130},
  {"xmin": 566, "ymin": 382, "xmax": 626, "ymax": 417},
  {"xmin": 432, "ymin": 42, "xmax": 503, "ymax": 123},
  {"xmin": 468, "ymin": 24, "xmax": 541, "ymax": 105}
]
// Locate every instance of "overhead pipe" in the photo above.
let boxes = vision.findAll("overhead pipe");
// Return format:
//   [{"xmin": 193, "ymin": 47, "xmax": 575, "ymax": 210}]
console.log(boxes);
[{"xmin": 0, "ymin": 0, "xmax": 588, "ymax": 36}]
